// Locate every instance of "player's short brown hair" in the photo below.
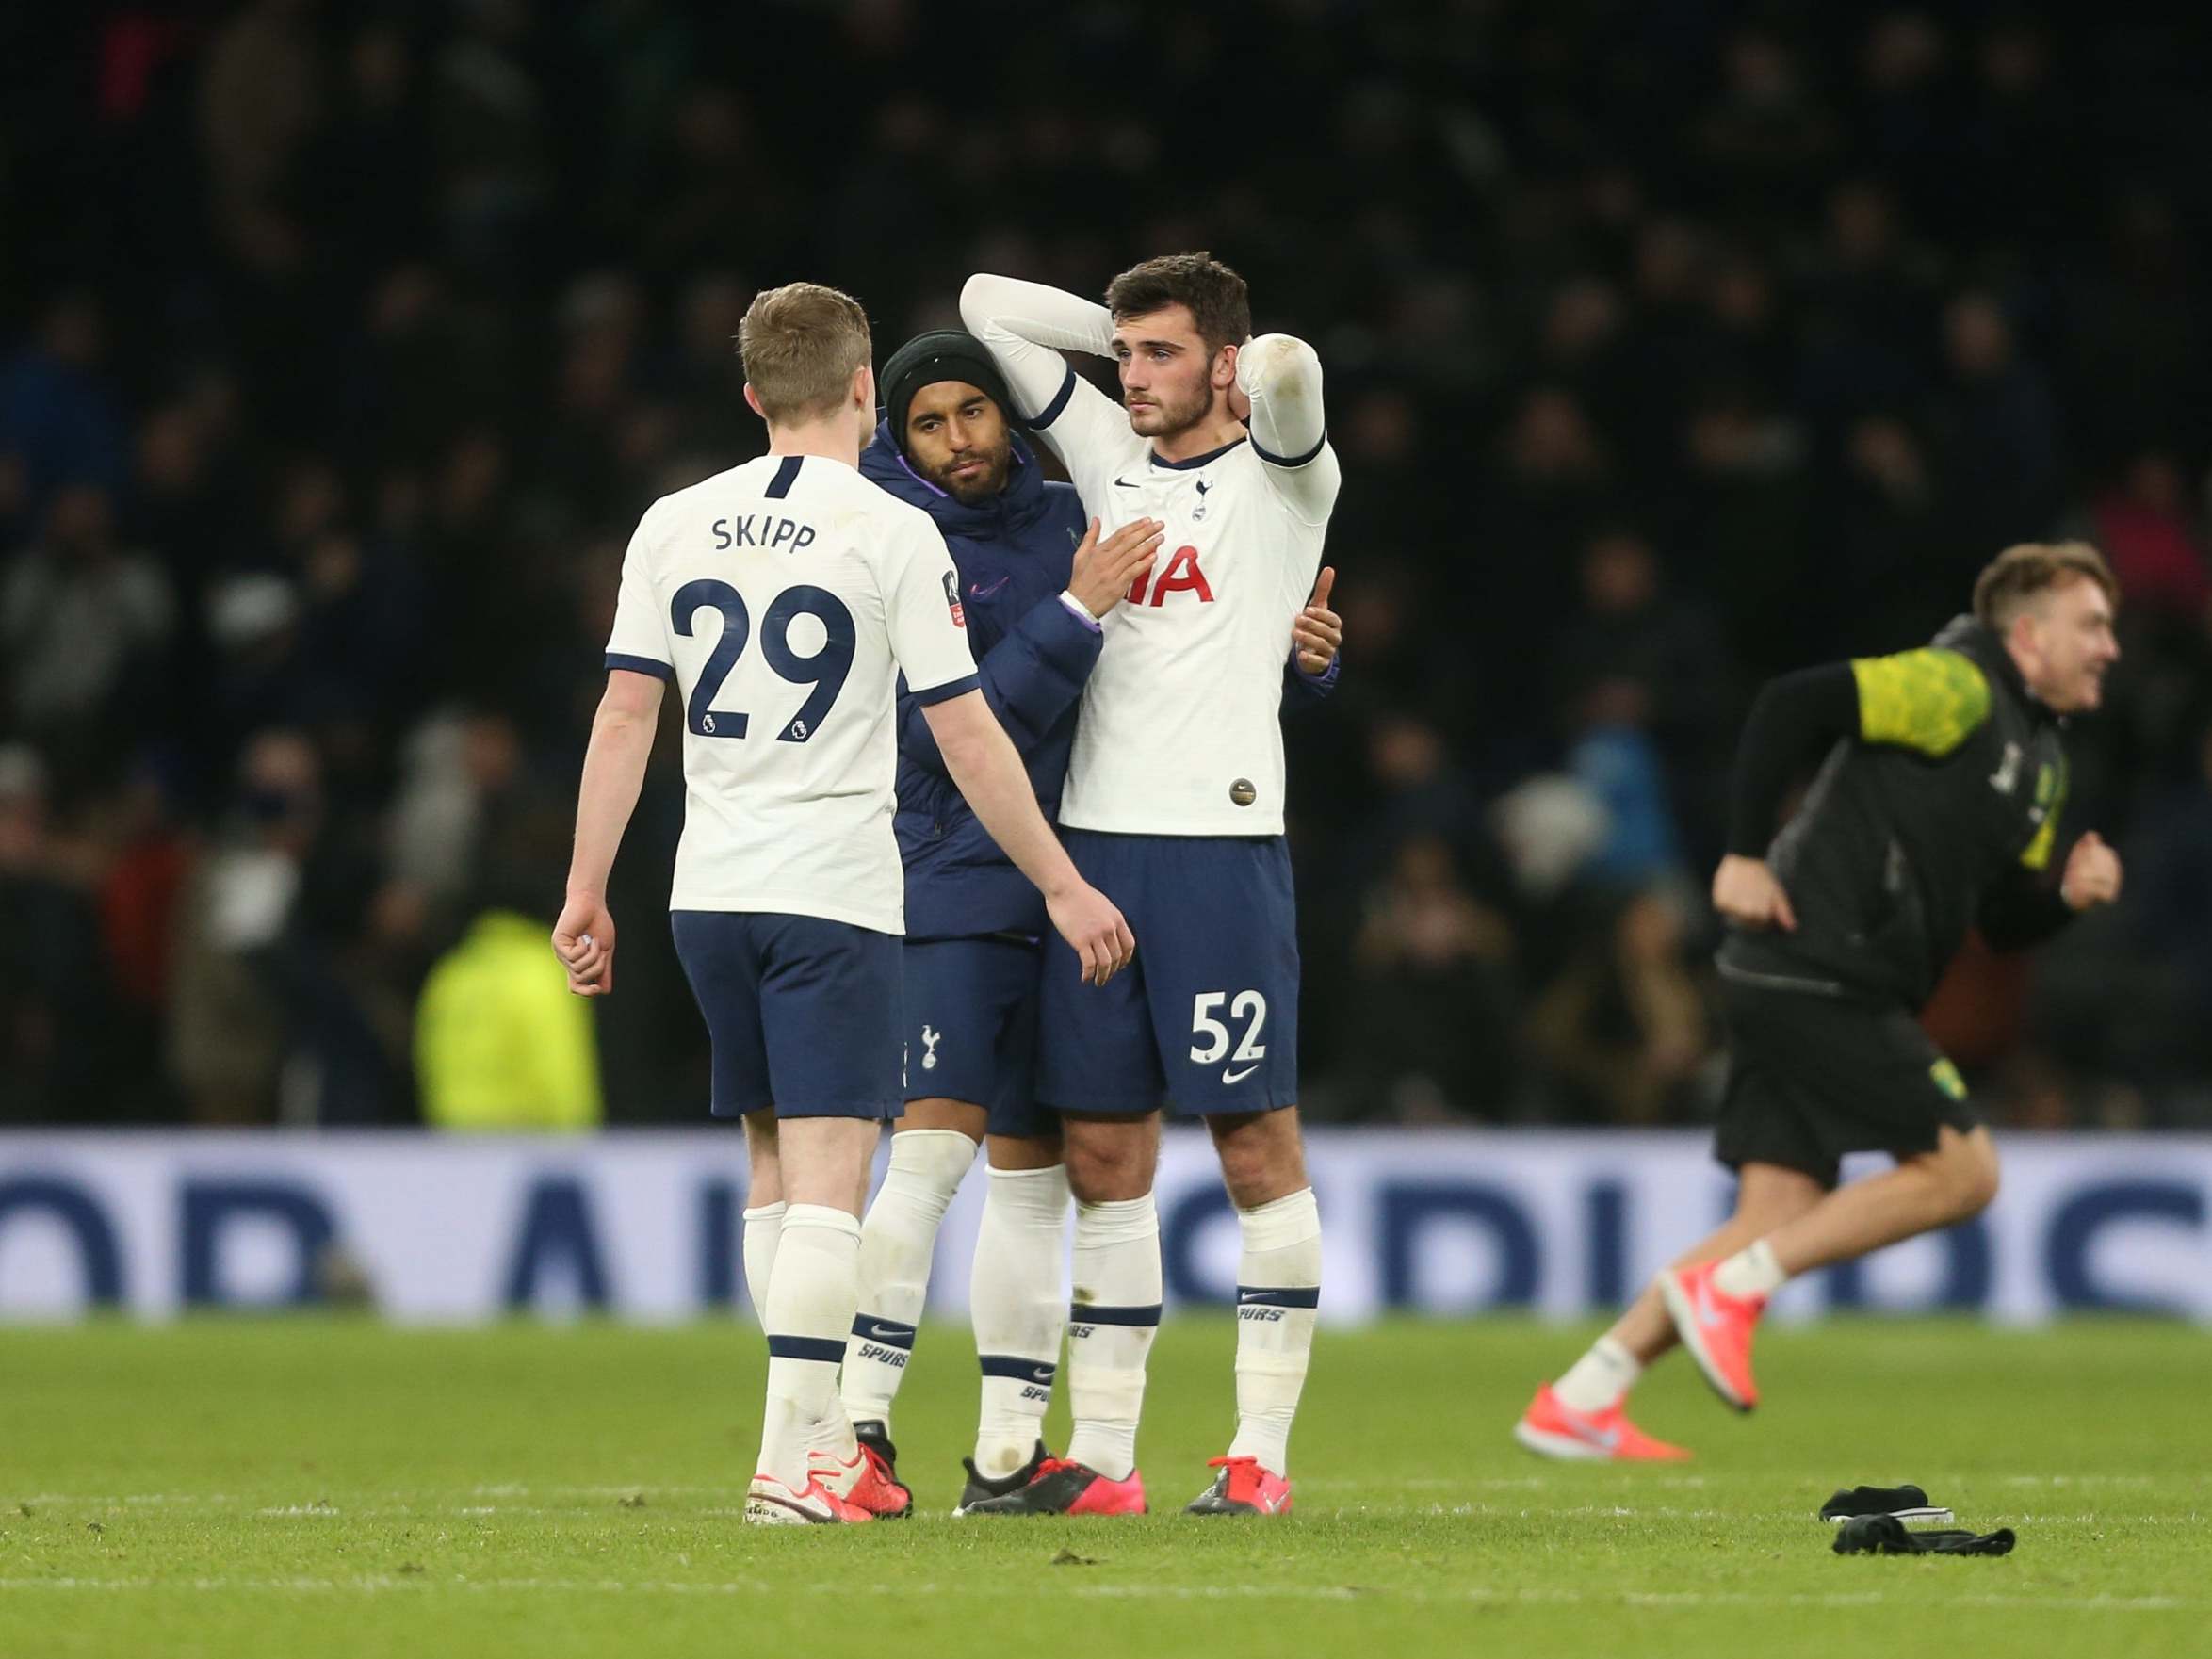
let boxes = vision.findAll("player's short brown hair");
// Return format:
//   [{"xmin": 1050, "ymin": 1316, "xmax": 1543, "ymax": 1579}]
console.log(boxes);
[
  {"xmin": 738, "ymin": 282, "xmax": 871, "ymax": 424},
  {"xmin": 1972, "ymin": 541, "xmax": 2121, "ymax": 631},
  {"xmin": 1106, "ymin": 252, "xmax": 1251, "ymax": 356}
]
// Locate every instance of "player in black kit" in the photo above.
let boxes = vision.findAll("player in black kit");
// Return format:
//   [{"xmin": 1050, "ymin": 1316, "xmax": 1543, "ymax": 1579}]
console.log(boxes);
[{"xmin": 1518, "ymin": 541, "xmax": 2124, "ymax": 1461}]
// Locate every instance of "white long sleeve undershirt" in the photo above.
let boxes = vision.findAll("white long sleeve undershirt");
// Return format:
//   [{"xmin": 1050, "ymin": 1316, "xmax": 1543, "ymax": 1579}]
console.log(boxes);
[
  {"xmin": 958, "ymin": 272, "xmax": 1114, "ymax": 420},
  {"xmin": 960, "ymin": 272, "xmax": 1337, "ymax": 524}
]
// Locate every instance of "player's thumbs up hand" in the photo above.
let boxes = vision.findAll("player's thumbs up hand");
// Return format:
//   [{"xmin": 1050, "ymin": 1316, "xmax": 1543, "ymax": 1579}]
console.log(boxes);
[
  {"xmin": 1293, "ymin": 565, "xmax": 1341, "ymax": 674},
  {"xmin": 2060, "ymin": 831, "xmax": 2123, "ymax": 911},
  {"xmin": 1048, "ymin": 881, "xmax": 1136, "ymax": 986}
]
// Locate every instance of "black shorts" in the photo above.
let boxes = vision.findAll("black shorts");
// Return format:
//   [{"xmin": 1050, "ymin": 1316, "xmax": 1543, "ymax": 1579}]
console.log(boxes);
[{"xmin": 1712, "ymin": 973, "xmax": 1980, "ymax": 1189}]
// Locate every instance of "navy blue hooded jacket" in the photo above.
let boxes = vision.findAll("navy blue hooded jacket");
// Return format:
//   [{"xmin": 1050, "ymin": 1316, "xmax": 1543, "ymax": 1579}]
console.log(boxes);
[{"xmin": 862, "ymin": 416, "xmax": 1339, "ymax": 940}]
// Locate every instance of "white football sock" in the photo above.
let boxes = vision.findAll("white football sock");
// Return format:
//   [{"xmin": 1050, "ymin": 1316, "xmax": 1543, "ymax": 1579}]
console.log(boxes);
[
  {"xmin": 839, "ymin": 1130, "xmax": 974, "ymax": 1431},
  {"xmin": 740, "ymin": 1202, "xmax": 784, "ymax": 1325},
  {"xmin": 1713, "ymin": 1238, "xmax": 1787, "ymax": 1300},
  {"xmin": 1553, "ymin": 1335, "xmax": 1642, "ymax": 1413},
  {"xmin": 1065, "ymin": 1193, "xmax": 1161, "ymax": 1483},
  {"xmin": 758, "ymin": 1204, "xmax": 861, "ymax": 1489},
  {"xmin": 1225, "ymin": 1188, "xmax": 1321, "ymax": 1476},
  {"xmin": 970, "ymin": 1163, "xmax": 1071, "ymax": 1479},
  {"xmin": 744, "ymin": 1199, "xmax": 841, "ymax": 1456}
]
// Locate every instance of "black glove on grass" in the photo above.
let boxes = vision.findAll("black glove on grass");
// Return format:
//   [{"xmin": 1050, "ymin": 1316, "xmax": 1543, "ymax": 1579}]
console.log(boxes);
[{"xmin": 1832, "ymin": 1514, "xmax": 2016, "ymax": 1557}]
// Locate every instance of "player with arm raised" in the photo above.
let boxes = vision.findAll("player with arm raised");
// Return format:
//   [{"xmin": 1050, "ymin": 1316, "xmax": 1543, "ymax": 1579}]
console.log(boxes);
[
  {"xmin": 835, "ymin": 331, "xmax": 1343, "ymax": 1513},
  {"xmin": 956, "ymin": 255, "xmax": 1339, "ymax": 1518},
  {"xmin": 1518, "ymin": 543, "xmax": 2123, "ymax": 1461},
  {"xmin": 550, "ymin": 283, "xmax": 1131, "ymax": 1526}
]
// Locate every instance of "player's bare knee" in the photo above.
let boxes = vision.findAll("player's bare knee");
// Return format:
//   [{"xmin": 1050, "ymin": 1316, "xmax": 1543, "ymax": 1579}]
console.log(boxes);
[
  {"xmin": 1062, "ymin": 1120, "xmax": 1153, "ymax": 1204},
  {"xmin": 1217, "ymin": 1143, "xmax": 1297, "ymax": 1209},
  {"xmin": 1210, "ymin": 1107, "xmax": 1308, "ymax": 1209},
  {"xmin": 1065, "ymin": 1153, "xmax": 1148, "ymax": 1205},
  {"xmin": 1949, "ymin": 1137, "xmax": 2001, "ymax": 1218},
  {"xmin": 1921, "ymin": 1129, "xmax": 1999, "ymax": 1221}
]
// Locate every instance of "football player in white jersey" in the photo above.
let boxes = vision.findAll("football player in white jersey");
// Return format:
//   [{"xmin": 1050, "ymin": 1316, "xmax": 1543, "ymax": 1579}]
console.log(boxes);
[
  {"xmin": 957, "ymin": 255, "xmax": 1338, "ymax": 1518},
  {"xmin": 551, "ymin": 282, "xmax": 1132, "ymax": 1527}
]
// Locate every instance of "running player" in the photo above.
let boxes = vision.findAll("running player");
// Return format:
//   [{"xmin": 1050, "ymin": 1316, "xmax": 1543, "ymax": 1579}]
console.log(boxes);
[
  {"xmin": 835, "ymin": 329, "xmax": 1343, "ymax": 1512},
  {"xmin": 550, "ymin": 283, "xmax": 1131, "ymax": 1525},
  {"xmin": 1518, "ymin": 543, "xmax": 2123, "ymax": 1460},
  {"xmin": 956, "ymin": 255, "xmax": 1339, "ymax": 1517}
]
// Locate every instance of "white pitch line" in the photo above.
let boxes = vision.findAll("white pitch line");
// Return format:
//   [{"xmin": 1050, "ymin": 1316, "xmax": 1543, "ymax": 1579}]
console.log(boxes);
[{"xmin": 0, "ymin": 1576, "xmax": 2193, "ymax": 1613}]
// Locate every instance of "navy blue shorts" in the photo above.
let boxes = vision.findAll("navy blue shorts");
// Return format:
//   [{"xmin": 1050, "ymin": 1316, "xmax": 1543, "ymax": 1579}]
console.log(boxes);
[
  {"xmin": 671, "ymin": 911, "xmax": 903, "ymax": 1120},
  {"xmin": 902, "ymin": 935, "xmax": 1052, "ymax": 1139},
  {"xmin": 1036, "ymin": 830, "xmax": 1299, "ymax": 1117}
]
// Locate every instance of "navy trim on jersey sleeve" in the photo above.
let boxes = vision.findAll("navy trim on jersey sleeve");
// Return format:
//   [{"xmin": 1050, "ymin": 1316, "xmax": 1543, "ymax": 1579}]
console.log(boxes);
[
  {"xmin": 909, "ymin": 672, "xmax": 982, "ymax": 707},
  {"xmin": 1251, "ymin": 430, "xmax": 1328, "ymax": 469},
  {"xmin": 764, "ymin": 455, "xmax": 803, "ymax": 497},
  {"xmin": 605, "ymin": 652, "xmax": 675, "ymax": 681},
  {"xmin": 1149, "ymin": 436, "xmax": 1247, "ymax": 471},
  {"xmin": 1023, "ymin": 365, "xmax": 1079, "ymax": 431}
]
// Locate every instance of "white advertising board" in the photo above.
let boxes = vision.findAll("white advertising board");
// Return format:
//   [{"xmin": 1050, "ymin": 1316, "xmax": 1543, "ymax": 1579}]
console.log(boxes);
[{"xmin": 1, "ymin": 1130, "xmax": 2205, "ymax": 1324}]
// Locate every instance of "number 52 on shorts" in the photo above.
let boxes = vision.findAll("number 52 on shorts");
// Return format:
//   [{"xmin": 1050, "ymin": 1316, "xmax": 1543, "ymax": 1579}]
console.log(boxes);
[{"xmin": 1192, "ymin": 990, "xmax": 1269, "ymax": 1085}]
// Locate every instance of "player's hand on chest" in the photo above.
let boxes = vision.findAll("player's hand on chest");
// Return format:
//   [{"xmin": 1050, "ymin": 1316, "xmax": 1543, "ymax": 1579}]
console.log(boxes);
[{"xmin": 1103, "ymin": 464, "xmax": 1243, "ymax": 613}]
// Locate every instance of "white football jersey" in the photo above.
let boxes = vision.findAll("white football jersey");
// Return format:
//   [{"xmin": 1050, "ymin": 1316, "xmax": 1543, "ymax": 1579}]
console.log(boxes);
[
  {"xmin": 604, "ymin": 453, "xmax": 978, "ymax": 932},
  {"xmin": 1032, "ymin": 376, "xmax": 1337, "ymax": 837},
  {"xmin": 961, "ymin": 275, "xmax": 1340, "ymax": 837}
]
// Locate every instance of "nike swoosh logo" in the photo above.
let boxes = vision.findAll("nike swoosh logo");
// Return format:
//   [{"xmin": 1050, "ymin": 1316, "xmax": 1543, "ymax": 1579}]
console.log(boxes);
[
  {"xmin": 968, "ymin": 577, "xmax": 1011, "ymax": 598},
  {"xmin": 867, "ymin": 1324, "xmax": 909, "ymax": 1342},
  {"xmin": 1566, "ymin": 1417, "xmax": 1622, "ymax": 1451},
  {"xmin": 1222, "ymin": 1065, "xmax": 1259, "ymax": 1085},
  {"xmin": 1114, "ymin": 476, "xmax": 1142, "ymax": 488},
  {"xmin": 1031, "ymin": 1366, "xmax": 1054, "ymax": 1385},
  {"xmin": 1690, "ymin": 1277, "xmax": 1727, "ymax": 1330}
]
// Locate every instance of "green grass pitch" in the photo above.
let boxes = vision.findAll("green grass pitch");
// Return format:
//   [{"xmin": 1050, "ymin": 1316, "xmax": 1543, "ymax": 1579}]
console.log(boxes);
[{"xmin": 5, "ymin": 1317, "xmax": 2205, "ymax": 1657}]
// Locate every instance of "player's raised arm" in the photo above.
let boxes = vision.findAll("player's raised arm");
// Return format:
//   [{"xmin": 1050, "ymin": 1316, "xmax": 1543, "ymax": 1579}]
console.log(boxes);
[
  {"xmin": 1234, "ymin": 331, "xmax": 1342, "ymax": 525},
  {"xmin": 959, "ymin": 273, "xmax": 1136, "ymax": 485}
]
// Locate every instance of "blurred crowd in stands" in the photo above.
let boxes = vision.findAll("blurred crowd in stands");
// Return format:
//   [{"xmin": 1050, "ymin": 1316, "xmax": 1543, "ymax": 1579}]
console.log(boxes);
[{"xmin": 4, "ymin": 1, "xmax": 2210, "ymax": 1130}]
